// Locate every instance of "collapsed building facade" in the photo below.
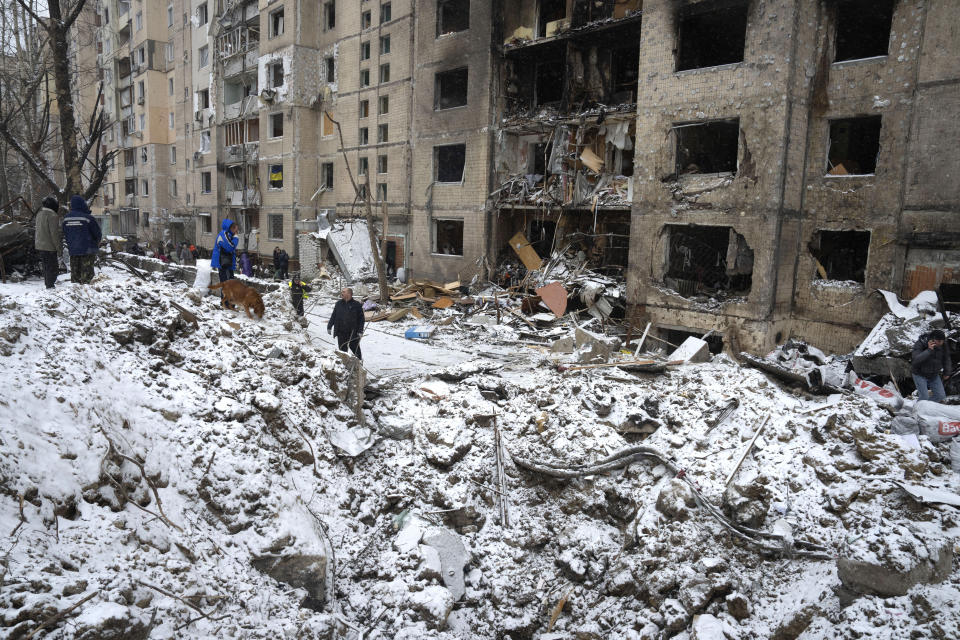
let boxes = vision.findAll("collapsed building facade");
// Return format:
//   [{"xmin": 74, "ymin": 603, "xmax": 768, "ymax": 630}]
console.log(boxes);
[
  {"xmin": 490, "ymin": 0, "xmax": 960, "ymax": 354},
  {"xmin": 79, "ymin": 0, "xmax": 960, "ymax": 353}
]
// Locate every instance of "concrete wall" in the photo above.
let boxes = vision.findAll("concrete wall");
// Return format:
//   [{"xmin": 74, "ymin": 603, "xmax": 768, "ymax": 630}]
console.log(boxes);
[{"xmin": 628, "ymin": 0, "xmax": 958, "ymax": 355}]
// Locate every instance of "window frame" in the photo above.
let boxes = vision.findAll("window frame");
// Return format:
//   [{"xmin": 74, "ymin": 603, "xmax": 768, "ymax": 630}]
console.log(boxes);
[
  {"xmin": 434, "ymin": 143, "xmax": 466, "ymax": 183},
  {"xmin": 269, "ymin": 112, "xmax": 284, "ymax": 139},
  {"xmin": 268, "ymin": 164, "xmax": 284, "ymax": 190},
  {"xmin": 435, "ymin": 67, "xmax": 469, "ymax": 110},
  {"xmin": 269, "ymin": 7, "xmax": 285, "ymax": 38},
  {"xmin": 268, "ymin": 214, "xmax": 284, "ymax": 240}
]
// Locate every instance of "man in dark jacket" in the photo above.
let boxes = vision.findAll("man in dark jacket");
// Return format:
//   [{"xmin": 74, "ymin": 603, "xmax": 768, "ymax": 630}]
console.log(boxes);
[
  {"xmin": 912, "ymin": 329, "xmax": 951, "ymax": 403},
  {"xmin": 210, "ymin": 218, "xmax": 239, "ymax": 282},
  {"xmin": 34, "ymin": 196, "xmax": 61, "ymax": 289},
  {"xmin": 62, "ymin": 195, "xmax": 101, "ymax": 284},
  {"xmin": 272, "ymin": 247, "xmax": 282, "ymax": 280},
  {"xmin": 327, "ymin": 287, "xmax": 365, "ymax": 360},
  {"xmin": 278, "ymin": 249, "xmax": 290, "ymax": 280}
]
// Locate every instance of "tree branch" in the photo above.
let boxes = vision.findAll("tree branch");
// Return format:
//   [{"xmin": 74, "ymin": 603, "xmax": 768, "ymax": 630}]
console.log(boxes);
[
  {"xmin": 12, "ymin": 0, "xmax": 45, "ymax": 27},
  {"xmin": 64, "ymin": 0, "xmax": 90, "ymax": 31},
  {"xmin": 0, "ymin": 121, "xmax": 61, "ymax": 195}
]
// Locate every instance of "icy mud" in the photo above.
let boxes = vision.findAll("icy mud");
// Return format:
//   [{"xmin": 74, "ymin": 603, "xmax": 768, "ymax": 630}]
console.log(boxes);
[{"xmin": 1, "ymin": 269, "xmax": 959, "ymax": 638}]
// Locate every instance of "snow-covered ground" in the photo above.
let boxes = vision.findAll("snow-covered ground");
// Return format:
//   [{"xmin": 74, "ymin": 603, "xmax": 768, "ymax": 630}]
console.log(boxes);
[{"xmin": 1, "ymin": 267, "xmax": 959, "ymax": 639}]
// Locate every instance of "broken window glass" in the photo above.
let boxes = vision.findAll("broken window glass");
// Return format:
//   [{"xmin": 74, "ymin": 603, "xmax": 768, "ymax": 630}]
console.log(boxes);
[
  {"xmin": 827, "ymin": 116, "xmax": 882, "ymax": 176},
  {"xmin": 434, "ymin": 219, "xmax": 464, "ymax": 255},
  {"xmin": 675, "ymin": 119, "xmax": 739, "ymax": 175},
  {"xmin": 675, "ymin": 2, "xmax": 748, "ymax": 72},
  {"xmin": 809, "ymin": 230, "xmax": 870, "ymax": 283},
  {"xmin": 435, "ymin": 144, "xmax": 466, "ymax": 182},
  {"xmin": 437, "ymin": 0, "xmax": 469, "ymax": 36},
  {"xmin": 664, "ymin": 225, "xmax": 753, "ymax": 295},
  {"xmin": 835, "ymin": 0, "xmax": 894, "ymax": 62},
  {"xmin": 435, "ymin": 67, "xmax": 468, "ymax": 109}
]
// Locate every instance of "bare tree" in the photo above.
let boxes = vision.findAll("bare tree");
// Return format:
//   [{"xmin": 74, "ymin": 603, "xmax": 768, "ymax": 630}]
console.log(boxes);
[{"xmin": 0, "ymin": 0, "xmax": 115, "ymax": 207}]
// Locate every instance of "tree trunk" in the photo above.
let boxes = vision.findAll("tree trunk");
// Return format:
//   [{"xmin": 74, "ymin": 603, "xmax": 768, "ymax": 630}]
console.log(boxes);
[
  {"xmin": 364, "ymin": 173, "xmax": 390, "ymax": 303},
  {"xmin": 47, "ymin": 3, "xmax": 82, "ymax": 199}
]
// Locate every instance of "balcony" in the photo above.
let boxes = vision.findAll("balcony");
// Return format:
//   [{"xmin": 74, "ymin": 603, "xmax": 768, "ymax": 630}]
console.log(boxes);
[
  {"xmin": 223, "ymin": 48, "xmax": 259, "ymax": 79},
  {"xmin": 224, "ymin": 142, "xmax": 259, "ymax": 165},
  {"xmin": 226, "ymin": 189, "xmax": 261, "ymax": 207},
  {"xmin": 223, "ymin": 95, "xmax": 259, "ymax": 121}
]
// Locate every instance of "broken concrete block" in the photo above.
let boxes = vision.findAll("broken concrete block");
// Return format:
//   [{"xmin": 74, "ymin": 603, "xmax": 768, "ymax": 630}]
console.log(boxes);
[
  {"xmin": 408, "ymin": 585, "xmax": 454, "ymax": 630},
  {"xmin": 550, "ymin": 336, "xmax": 575, "ymax": 353},
  {"xmin": 670, "ymin": 337, "xmax": 710, "ymax": 363},
  {"xmin": 72, "ymin": 602, "xmax": 152, "ymax": 640},
  {"xmin": 726, "ymin": 592, "xmax": 750, "ymax": 620},
  {"xmin": 422, "ymin": 526, "xmax": 468, "ymax": 601},
  {"xmin": 655, "ymin": 479, "xmax": 696, "ymax": 521},
  {"xmin": 691, "ymin": 613, "xmax": 739, "ymax": 640},
  {"xmin": 251, "ymin": 552, "xmax": 327, "ymax": 608},
  {"xmin": 575, "ymin": 327, "xmax": 617, "ymax": 363},
  {"xmin": 660, "ymin": 598, "xmax": 691, "ymax": 633},
  {"xmin": 722, "ymin": 472, "xmax": 771, "ymax": 528},
  {"xmin": 837, "ymin": 528, "xmax": 953, "ymax": 597},
  {"xmin": 417, "ymin": 544, "xmax": 443, "ymax": 581}
]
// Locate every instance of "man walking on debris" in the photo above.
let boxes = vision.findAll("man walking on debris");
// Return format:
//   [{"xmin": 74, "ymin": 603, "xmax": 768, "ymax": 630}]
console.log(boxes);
[
  {"xmin": 912, "ymin": 329, "xmax": 951, "ymax": 403},
  {"xmin": 327, "ymin": 287, "xmax": 364, "ymax": 360},
  {"xmin": 34, "ymin": 196, "xmax": 61, "ymax": 289},
  {"xmin": 62, "ymin": 195, "xmax": 101, "ymax": 284},
  {"xmin": 211, "ymin": 219, "xmax": 239, "ymax": 283},
  {"xmin": 288, "ymin": 274, "xmax": 311, "ymax": 317}
]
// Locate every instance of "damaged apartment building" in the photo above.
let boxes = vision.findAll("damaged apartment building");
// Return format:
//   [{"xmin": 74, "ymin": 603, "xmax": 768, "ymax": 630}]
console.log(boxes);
[
  {"xmin": 493, "ymin": 0, "xmax": 642, "ymax": 280},
  {"xmin": 82, "ymin": 0, "xmax": 959, "ymax": 353},
  {"xmin": 489, "ymin": 0, "xmax": 960, "ymax": 354},
  {"xmin": 623, "ymin": 0, "xmax": 960, "ymax": 354}
]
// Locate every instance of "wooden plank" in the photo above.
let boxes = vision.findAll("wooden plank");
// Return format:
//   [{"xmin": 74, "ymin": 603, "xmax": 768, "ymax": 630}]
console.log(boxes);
[{"xmin": 509, "ymin": 231, "xmax": 543, "ymax": 272}]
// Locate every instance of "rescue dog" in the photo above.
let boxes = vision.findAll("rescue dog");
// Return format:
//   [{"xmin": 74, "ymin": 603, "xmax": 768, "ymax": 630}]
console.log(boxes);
[{"xmin": 208, "ymin": 280, "xmax": 265, "ymax": 319}]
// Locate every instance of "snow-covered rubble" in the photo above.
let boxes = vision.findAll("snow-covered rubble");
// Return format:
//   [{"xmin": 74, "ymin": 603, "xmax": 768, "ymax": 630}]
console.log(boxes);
[{"xmin": 1, "ymin": 269, "xmax": 960, "ymax": 639}]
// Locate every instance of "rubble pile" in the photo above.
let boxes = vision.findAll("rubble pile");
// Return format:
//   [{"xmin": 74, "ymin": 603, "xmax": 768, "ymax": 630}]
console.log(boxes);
[{"xmin": 1, "ymin": 269, "xmax": 960, "ymax": 638}]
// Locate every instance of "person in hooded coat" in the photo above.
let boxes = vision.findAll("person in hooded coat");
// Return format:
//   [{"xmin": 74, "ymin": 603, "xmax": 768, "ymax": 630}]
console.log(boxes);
[
  {"xmin": 61, "ymin": 195, "xmax": 101, "ymax": 284},
  {"xmin": 210, "ymin": 219, "xmax": 239, "ymax": 282},
  {"xmin": 34, "ymin": 196, "xmax": 62, "ymax": 289},
  {"xmin": 912, "ymin": 329, "xmax": 952, "ymax": 403}
]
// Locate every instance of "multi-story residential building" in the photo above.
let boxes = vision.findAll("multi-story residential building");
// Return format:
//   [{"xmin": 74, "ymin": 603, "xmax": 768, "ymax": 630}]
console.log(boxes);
[{"xmin": 81, "ymin": 0, "xmax": 959, "ymax": 354}]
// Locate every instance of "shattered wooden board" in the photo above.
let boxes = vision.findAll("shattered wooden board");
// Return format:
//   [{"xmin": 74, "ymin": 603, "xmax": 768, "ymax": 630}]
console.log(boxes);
[
  {"xmin": 535, "ymin": 281, "xmax": 568, "ymax": 317},
  {"xmin": 433, "ymin": 297, "xmax": 454, "ymax": 309},
  {"xmin": 509, "ymin": 232, "xmax": 543, "ymax": 272}
]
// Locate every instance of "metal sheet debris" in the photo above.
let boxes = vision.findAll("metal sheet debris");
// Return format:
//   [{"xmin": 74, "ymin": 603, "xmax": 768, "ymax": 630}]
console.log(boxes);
[{"xmin": 535, "ymin": 282, "xmax": 568, "ymax": 317}]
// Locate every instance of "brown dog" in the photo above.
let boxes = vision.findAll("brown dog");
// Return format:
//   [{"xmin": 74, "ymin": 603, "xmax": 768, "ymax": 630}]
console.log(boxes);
[{"xmin": 209, "ymin": 280, "xmax": 265, "ymax": 319}]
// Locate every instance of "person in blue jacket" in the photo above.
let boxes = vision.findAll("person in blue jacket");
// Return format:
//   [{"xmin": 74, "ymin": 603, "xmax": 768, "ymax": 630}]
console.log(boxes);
[
  {"xmin": 61, "ymin": 195, "xmax": 101, "ymax": 284},
  {"xmin": 210, "ymin": 218, "xmax": 239, "ymax": 282}
]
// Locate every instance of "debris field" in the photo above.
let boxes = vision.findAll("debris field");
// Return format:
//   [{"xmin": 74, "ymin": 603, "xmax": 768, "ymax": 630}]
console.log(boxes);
[{"xmin": 0, "ymin": 266, "xmax": 959, "ymax": 639}]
